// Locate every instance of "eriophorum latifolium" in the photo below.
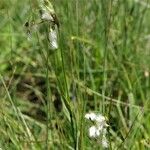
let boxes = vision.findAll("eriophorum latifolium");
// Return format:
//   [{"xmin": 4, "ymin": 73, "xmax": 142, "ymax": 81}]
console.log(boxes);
[
  {"xmin": 24, "ymin": 0, "xmax": 59, "ymax": 51},
  {"xmin": 0, "ymin": 0, "xmax": 150, "ymax": 149},
  {"xmin": 85, "ymin": 112, "xmax": 109, "ymax": 148}
]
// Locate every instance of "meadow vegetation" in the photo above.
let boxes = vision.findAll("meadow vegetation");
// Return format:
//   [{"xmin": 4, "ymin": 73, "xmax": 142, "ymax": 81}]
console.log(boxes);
[{"xmin": 0, "ymin": 0, "xmax": 150, "ymax": 149}]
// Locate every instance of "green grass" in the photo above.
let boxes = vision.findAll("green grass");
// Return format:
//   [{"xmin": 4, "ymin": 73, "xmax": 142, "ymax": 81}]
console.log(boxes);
[{"xmin": 0, "ymin": 0, "xmax": 150, "ymax": 149}]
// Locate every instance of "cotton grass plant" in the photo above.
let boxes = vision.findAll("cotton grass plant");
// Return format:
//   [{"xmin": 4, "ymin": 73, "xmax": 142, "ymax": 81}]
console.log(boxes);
[
  {"xmin": 85, "ymin": 112, "xmax": 109, "ymax": 148},
  {"xmin": 0, "ymin": 0, "xmax": 150, "ymax": 149}
]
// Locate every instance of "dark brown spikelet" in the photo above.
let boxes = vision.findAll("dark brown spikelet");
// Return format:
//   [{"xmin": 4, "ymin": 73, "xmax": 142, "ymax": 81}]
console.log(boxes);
[
  {"xmin": 24, "ymin": 21, "xmax": 29, "ymax": 27},
  {"xmin": 51, "ymin": 13, "xmax": 60, "ymax": 28}
]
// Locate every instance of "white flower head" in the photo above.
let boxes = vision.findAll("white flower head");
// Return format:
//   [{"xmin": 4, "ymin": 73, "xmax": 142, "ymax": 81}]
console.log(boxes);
[
  {"xmin": 89, "ymin": 126, "xmax": 100, "ymax": 138},
  {"xmin": 85, "ymin": 112, "xmax": 96, "ymax": 121},
  {"xmin": 95, "ymin": 114, "xmax": 105, "ymax": 123},
  {"xmin": 85, "ymin": 112, "xmax": 109, "ymax": 148},
  {"xmin": 96, "ymin": 115, "xmax": 108, "ymax": 129},
  {"xmin": 39, "ymin": 0, "xmax": 54, "ymax": 22},
  {"xmin": 41, "ymin": 11, "xmax": 53, "ymax": 21},
  {"xmin": 49, "ymin": 29, "xmax": 58, "ymax": 50},
  {"xmin": 102, "ymin": 136, "xmax": 108, "ymax": 148}
]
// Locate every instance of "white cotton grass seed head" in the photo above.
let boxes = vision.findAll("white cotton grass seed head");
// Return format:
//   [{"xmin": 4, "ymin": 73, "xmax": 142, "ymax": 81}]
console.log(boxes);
[
  {"xmin": 85, "ymin": 112, "xmax": 97, "ymax": 121},
  {"xmin": 40, "ymin": 9, "xmax": 54, "ymax": 21},
  {"xmin": 49, "ymin": 29, "xmax": 58, "ymax": 50},
  {"xmin": 89, "ymin": 126, "xmax": 100, "ymax": 138},
  {"xmin": 95, "ymin": 114, "xmax": 105, "ymax": 122},
  {"xmin": 102, "ymin": 136, "xmax": 108, "ymax": 148},
  {"xmin": 85, "ymin": 112, "xmax": 109, "ymax": 148},
  {"xmin": 85, "ymin": 112, "xmax": 107, "ymax": 124},
  {"xmin": 95, "ymin": 114, "xmax": 107, "ymax": 128}
]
